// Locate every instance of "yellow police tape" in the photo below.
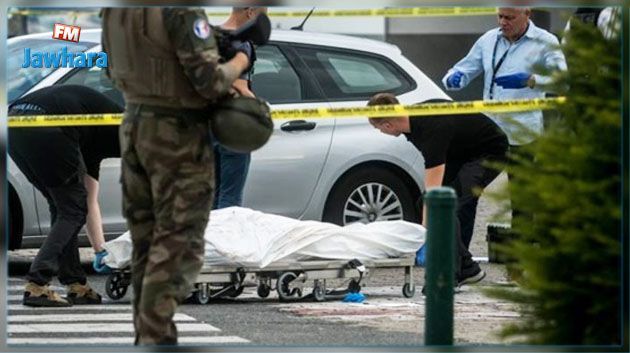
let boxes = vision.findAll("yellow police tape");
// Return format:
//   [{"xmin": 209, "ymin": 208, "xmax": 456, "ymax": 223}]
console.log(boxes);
[
  {"xmin": 9, "ymin": 7, "xmax": 498, "ymax": 18},
  {"xmin": 8, "ymin": 97, "xmax": 566, "ymax": 128},
  {"xmin": 212, "ymin": 8, "xmax": 499, "ymax": 18}
]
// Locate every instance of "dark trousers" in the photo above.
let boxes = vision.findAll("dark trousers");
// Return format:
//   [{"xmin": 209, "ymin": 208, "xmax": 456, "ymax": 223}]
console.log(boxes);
[
  {"xmin": 213, "ymin": 142, "xmax": 251, "ymax": 209},
  {"xmin": 418, "ymin": 197, "xmax": 480, "ymax": 280},
  {"xmin": 9, "ymin": 128, "xmax": 88, "ymax": 286},
  {"xmin": 446, "ymin": 157, "xmax": 503, "ymax": 280},
  {"xmin": 27, "ymin": 183, "xmax": 88, "ymax": 285},
  {"xmin": 445, "ymin": 157, "xmax": 504, "ymax": 250},
  {"xmin": 454, "ymin": 218, "xmax": 480, "ymax": 280},
  {"xmin": 507, "ymin": 144, "xmax": 534, "ymax": 222}
]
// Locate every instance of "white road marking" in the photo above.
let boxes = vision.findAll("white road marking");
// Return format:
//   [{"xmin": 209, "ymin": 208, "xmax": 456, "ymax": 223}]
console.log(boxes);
[
  {"xmin": 7, "ymin": 336, "xmax": 250, "ymax": 345},
  {"xmin": 8, "ymin": 313, "xmax": 196, "ymax": 322},
  {"xmin": 8, "ymin": 304, "xmax": 131, "ymax": 311},
  {"xmin": 8, "ymin": 322, "xmax": 220, "ymax": 333}
]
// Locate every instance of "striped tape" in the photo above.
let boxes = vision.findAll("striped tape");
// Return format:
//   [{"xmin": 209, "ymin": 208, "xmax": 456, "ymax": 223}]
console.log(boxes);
[
  {"xmin": 9, "ymin": 7, "xmax": 498, "ymax": 18},
  {"xmin": 272, "ymin": 97, "xmax": 565, "ymax": 119},
  {"xmin": 8, "ymin": 97, "xmax": 566, "ymax": 128},
  {"xmin": 225, "ymin": 8, "xmax": 499, "ymax": 18}
]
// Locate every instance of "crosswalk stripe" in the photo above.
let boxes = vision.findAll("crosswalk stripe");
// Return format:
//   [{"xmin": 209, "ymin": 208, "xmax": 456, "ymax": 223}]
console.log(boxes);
[
  {"xmin": 6, "ymin": 336, "xmax": 250, "ymax": 345},
  {"xmin": 7, "ymin": 294, "xmax": 116, "ymax": 300},
  {"xmin": 8, "ymin": 285, "xmax": 64, "ymax": 292},
  {"xmin": 8, "ymin": 322, "xmax": 221, "ymax": 333},
  {"xmin": 7, "ymin": 276, "xmax": 250, "ymax": 345},
  {"xmin": 8, "ymin": 313, "xmax": 196, "ymax": 322},
  {"xmin": 8, "ymin": 304, "xmax": 131, "ymax": 311},
  {"xmin": 7, "ymin": 296, "xmax": 128, "ymax": 303}
]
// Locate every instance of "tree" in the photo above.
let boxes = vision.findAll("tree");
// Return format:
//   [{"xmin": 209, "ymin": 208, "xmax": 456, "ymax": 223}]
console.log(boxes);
[{"xmin": 486, "ymin": 15, "xmax": 622, "ymax": 345}]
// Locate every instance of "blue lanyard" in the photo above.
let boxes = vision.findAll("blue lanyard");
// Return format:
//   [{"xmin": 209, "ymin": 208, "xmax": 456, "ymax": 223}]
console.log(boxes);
[{"xmin": 489, "ymin": 36, "xmax": 511, "ymax": 99}]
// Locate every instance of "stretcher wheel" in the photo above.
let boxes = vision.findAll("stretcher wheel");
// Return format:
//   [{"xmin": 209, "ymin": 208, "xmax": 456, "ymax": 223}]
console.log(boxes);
[
  {"xmin": 402, "ymin": 283, "xmax": 416, "ymax": 298},
  {"xmin": 257, "ymin": 283, "xmax": 271, "ymax": 298},
  {"xmin": 194, "ymin": 284, "xmax": 210, "ymax": 304},
  {"xmin": 277, "ymin": 272, "xmax": 302, "ymax": 301},
  {"xmin": 312, "ymin": 281, "xmax": 326, "ymax": 302},
  {"xmin": 105, "ymin": 272, "xmax": 128, "ymax": 300},
  {"xmin": 348, "ymin": 279, "xmax": 361, "ymax": 293}
]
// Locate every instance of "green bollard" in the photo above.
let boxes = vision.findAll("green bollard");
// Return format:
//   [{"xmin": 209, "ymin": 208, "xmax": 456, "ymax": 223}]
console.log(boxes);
[{"xmin": 424, "ymin": 187, "xmax": 456, "ymax": 345}]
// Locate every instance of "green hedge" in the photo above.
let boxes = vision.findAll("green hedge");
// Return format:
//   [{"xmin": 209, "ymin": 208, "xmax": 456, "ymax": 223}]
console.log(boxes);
[{"xmin": 486, "ymin": 18, "xmax": 622, "ymax": 345}]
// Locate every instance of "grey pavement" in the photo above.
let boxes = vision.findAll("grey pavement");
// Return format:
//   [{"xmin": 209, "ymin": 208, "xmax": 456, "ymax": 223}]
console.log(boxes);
[{"xmin": 7, "ymin": 173, "xmax": 519, "ymax": 346}]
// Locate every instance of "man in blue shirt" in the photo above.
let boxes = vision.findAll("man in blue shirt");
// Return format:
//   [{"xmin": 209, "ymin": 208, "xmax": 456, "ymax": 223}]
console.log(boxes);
[
  {"xmin": 442, "ymin": 7, "xmax": 567, "ymax": 146},
  {"xmin": 442, "ymin": 7, "xmax": 567, "ymax": 233}
]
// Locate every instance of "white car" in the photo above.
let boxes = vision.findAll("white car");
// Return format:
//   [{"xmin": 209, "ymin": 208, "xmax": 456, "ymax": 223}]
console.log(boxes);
[{"xmin": 7, "ymin": 28, "xmax": 450, "ymax": 249}]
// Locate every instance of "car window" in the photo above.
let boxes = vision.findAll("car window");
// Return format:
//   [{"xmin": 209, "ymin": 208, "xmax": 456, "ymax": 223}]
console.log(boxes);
[
  {"xmin": 251, "ymin": 45, "xmax": 302, "ymax": 104},
  {"xmin": 57, "ymin": 66, "xmax": 125, "ymax": 107},
  {"xmin": 295, "ymin": 46, "xmax": 414, "ymax": 101},
  {"xmin": 254, "ymin": 58, "xmax": 280, "ymax": 75},
  {"xmin": 60, "ymin": 45, "xmax": 305, "ymax": 107},
  {"xmin": 7, "ymin": 39, "xmax": 96, "ymax": 103}
]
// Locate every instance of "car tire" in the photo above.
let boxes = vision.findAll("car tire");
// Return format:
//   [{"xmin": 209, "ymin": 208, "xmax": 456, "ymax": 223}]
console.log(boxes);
[{"xmin": 323, "ymin": 167, "xmax": 419, "ymax": 226}]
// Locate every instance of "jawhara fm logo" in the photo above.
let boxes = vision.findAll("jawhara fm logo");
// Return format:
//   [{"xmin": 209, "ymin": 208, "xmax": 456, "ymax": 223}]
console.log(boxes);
[{"xmin": 22, "ymin": 23, "xmax": 108, "ymax": 69}]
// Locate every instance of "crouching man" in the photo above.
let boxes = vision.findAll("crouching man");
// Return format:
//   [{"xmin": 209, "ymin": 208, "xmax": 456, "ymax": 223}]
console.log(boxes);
[
  {"xmin": 367, "ymin": 93, "xmax": 508, "ymax": 287},
  {"xmin": 9, "ymin": 85, "xmax": 123, "ymax": 306}
]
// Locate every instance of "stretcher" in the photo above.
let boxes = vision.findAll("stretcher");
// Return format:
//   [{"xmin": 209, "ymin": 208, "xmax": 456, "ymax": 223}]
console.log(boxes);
[{"xmin": 104, "ymin": 256, "xmax": 416, "ymax": 303}]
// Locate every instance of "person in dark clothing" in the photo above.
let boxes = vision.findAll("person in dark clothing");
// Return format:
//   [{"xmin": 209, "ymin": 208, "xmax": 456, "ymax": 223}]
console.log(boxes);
[
  {"xmin": 563, "ymin": 7, "xmax": 620, "ymax": 41},
  {"xmin": 213, "ymin": 6, "xmax": 267, "ymax": 209},
  {"xmin": 367, "ymin": 93, "xmax": 509, "ymax": 286},
  {"xmin": 8, "ymin": 84, "xmax": 123, "ymax": 307}
]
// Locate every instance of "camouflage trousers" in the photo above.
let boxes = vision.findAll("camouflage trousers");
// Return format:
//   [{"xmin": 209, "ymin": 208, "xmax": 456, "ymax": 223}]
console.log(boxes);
[{"xmin": 119, "ymin": 107, "xmax": 214, "ymax": 345}]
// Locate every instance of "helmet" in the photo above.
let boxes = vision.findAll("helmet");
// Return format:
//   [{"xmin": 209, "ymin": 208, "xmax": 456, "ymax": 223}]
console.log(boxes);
[{"xmin": 210, "ymin": 96, "xmax": 274, "ymax": 153}]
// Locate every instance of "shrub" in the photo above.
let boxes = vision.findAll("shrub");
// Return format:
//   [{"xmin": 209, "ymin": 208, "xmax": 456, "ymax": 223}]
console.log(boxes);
[{"xmin": 486, "ymin": 16, "xmax": 622, "ymax": 345}]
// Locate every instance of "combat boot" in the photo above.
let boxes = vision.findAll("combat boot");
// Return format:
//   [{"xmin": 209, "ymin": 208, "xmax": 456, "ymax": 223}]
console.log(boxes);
[
  {"xmin": 23, "ymin": 282, "xmax": 72, "ymax": 307},
  {"xmin": 66, "ymin": 282, "xmax": 102, "ymax": 305}
]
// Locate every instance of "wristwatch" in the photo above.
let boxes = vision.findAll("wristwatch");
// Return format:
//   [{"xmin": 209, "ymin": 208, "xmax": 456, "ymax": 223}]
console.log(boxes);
[{"xmin": 527, "ymin": 75, "xmax": 536, "ymax": 89}]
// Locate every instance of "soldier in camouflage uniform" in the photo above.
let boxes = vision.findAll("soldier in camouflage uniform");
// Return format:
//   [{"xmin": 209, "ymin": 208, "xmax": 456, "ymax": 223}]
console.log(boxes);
[{"xmin": 101, "ymin": 8, "xmax": 249, "ymax": 345}]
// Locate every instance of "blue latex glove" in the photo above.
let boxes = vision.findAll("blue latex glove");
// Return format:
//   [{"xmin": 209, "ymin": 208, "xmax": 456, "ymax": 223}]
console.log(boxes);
[
  {"xmin": 446, "ymin": 71, "xmax": 464, "ymax": 89},
  {"xmin": 494, "ymin": 72, "xmax": 531, "ymax": 89},
  {"xmin": 93, "ymin": 250, "xmax": 112, "ymax": 274},
  {"xmin": 342, "ymin": 292, "xmax": 366, "ymax": 303},
  {"xmin": 415, "ymin": 244, "xmax": 426, "ymax": 267}
]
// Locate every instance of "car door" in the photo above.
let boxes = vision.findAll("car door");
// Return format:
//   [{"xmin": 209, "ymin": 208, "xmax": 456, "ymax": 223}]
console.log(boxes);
[
  {"xmin": 292, "ymin": 45, "xmax": 418, "ymax": 128},
  {"xmin": 246, "ymin": 43, "xmax": 334, "ymax": 218},
  {"xmin": 36, "ymin": 43, "xmax": 334, "ymax": 225},
  {"xmin": 290, "ymin": 45, "xmax": 433, "ymax": 224}
]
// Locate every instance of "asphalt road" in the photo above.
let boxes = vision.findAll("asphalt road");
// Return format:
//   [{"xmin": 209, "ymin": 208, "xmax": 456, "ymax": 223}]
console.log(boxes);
[{"xmin": 6, "ymin": 174, "xmax": 518, "ymax": 347}]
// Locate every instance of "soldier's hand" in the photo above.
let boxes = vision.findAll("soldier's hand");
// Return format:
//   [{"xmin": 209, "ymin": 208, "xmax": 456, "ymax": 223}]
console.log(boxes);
[
  {"xmin": 232, "ymin": 79, "xmax": 255, "ymax": 98},
  {"xmin": 222, "ymin": 45, "xmax": 247, "ymax": 62},
  {"xmin": 228, "ymin": 87, "xmax": 241, "ymax": 97},
  {"xmin": 227, "ymin": 52, "xmax": 250, "ymax": 76}
]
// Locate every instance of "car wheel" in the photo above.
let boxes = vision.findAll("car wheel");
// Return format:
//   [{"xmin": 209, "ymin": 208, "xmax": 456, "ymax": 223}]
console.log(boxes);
[{"xmin": 323, "ymin": 167, "xmax": 419, "ymax": 226}]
